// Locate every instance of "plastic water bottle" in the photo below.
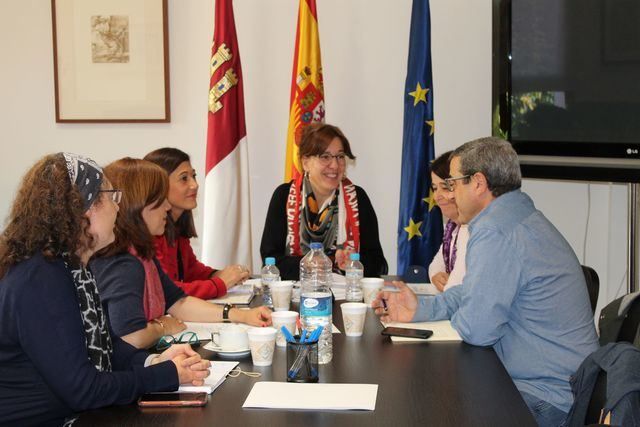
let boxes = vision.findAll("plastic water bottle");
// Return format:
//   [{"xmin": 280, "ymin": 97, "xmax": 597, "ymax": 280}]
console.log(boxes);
[
  {"xmin": 345, "ymin": 253, "xmax": 364, "ymax": 302},
  {"xmin": 299, "ymin": 242, "xmax": 333, "ymax": 364},
  {"xmin": 261, "ymin": 257, "xmax": 279, "ymax": 308}
]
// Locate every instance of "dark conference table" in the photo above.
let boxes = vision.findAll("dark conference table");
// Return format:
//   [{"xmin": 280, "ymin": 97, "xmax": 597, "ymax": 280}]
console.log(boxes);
[{"xmin": 78, "ymin": 304, "xmax": 536, "ymax": 426}]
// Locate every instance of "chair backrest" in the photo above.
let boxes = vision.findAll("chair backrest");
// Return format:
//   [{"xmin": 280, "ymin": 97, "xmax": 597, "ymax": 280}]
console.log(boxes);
[
  {"xmin": 404, "ymin": 265, "xmax": 428, "ymax": 283},
  {"xmin": 599, "ymin": 292, "xmax": 640, "ymax": 347},
  {"xmin": 618, "ymin": 295, "xmax": 640, "ymax": 345},
  {"xmin": 581, "ymin": 265, "xmax": 599, "ymax": 315}
]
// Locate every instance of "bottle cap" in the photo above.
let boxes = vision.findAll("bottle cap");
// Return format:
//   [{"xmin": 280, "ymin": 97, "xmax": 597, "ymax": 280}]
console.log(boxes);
[
  {"xmin": 265, "ymin": 257, "xmax": 276, "ymax": 265},
  {"xmin": 349, "ymin": 253, "xmax": 360, "ymax": 261},
  {"xmin": 310, "ymin": 242, "xmax": 323, "ymax": 250}
]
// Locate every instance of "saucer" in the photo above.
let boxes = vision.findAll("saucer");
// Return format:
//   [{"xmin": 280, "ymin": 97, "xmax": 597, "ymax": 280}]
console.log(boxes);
[{"xmin": 215, "ymin": 348, "xmax": 251, "ymax": 359}]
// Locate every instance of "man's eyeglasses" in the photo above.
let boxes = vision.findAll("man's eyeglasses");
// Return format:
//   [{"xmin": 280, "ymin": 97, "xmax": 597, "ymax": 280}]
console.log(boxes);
[
  {"xmin": 444, "ymin": 175, "xmax": 472, "ymax": 191},
  {"xmin": 98, "ymin": 189, "xmax": 122, "ymax": 205},
  {"xmin": 156, "ymin": 331, "xmax": 199, "ymax": 351},
  {"xmin": 316, "ymin": 153, "xmax": 347, "ymax": 165}
]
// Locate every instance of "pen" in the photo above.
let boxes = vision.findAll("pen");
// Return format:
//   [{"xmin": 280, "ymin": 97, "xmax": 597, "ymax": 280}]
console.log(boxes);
[{"xmin": 382, "ymin": 298, "xmax": 388, "ymax": 312}]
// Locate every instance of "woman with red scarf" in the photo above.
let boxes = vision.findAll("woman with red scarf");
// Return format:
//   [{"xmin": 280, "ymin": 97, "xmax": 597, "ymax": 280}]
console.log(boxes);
[{"xmin": 260, "ymin": 123, "xmax": 387, "ymax": 280}]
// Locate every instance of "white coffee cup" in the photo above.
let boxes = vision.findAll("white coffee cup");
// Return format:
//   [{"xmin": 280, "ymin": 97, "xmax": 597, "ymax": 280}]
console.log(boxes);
[
  {"xmin": 210, "ymin": 324, "xmax": 249, "ymax": 351},
  {"xmin": 247, "ymin": 327, "xmax": 277, "ymax": 366},
  {"xmin": 361, "ymin": 277, "xmax": 384, "ymax": 306},
  {"xmin": 341, "ymin": 302, "xmax": 367, "ymax": 337},
  {"xmin": 271, "ymin": 310, "xmax": 298, "ymax": 347},
  {"xmin": 271, "ymin": 281, "xmax": 294, "ymax": 311}
]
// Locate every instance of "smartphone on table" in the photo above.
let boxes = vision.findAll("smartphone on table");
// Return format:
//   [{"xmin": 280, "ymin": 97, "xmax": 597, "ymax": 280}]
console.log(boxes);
[
  {"xmin": 138, "ymin": 392, "xmax": 208, "ymax": 407},
  {"xmin": 381, "ymin": 327, "xmax": 433, "ymax": 339}
]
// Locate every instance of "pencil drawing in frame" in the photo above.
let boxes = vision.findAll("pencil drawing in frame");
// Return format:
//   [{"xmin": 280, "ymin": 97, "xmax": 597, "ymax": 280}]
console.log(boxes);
[{"xmin": 52, "ymin": 0, "xmax": 170, "ymax": 122}]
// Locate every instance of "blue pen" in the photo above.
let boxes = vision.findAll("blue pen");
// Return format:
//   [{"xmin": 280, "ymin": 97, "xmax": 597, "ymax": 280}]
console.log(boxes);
[
  {"xmin": 300, "ymin": 329, "xmax": 307, "ymax": 343},
  {"xmin": 280, "ymin": 326, "xmax": 295, "ymax": 343}
]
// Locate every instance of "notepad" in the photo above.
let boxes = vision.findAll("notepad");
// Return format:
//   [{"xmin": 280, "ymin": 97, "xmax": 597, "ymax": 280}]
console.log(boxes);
[
  {"xmin": 383, "ymin": 320, "xmax": 462, "ymax": 342},
  {"xmin": 242, "ymin": 382, "xmax": 378, "ymax": 410},
  {"xmin": 179, "ymin": 361, "xmax": 238, "ymax": 394},
  {"xmin": 208, "ymin": 283, "xmax": 255, "ymax": 305}
]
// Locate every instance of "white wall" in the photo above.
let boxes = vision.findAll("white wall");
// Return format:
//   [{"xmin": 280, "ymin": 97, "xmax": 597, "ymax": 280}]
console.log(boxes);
[{"xmin": 0, "ymin": 0, "xmax": 631, "ymax": 311}]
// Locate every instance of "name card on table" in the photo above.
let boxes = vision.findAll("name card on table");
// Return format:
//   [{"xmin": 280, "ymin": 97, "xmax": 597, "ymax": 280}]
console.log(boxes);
[{"xmin": 242, "ymin": 382, "xmax": 378, "ymax": 411}]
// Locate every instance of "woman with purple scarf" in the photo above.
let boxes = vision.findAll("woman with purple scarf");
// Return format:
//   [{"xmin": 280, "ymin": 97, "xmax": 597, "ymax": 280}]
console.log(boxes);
[{"xmin": 428, "ymin": 151, "xmax": 468, "ymax": 292}]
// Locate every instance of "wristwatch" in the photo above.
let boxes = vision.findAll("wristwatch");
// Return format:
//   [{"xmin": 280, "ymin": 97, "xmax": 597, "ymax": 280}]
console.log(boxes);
[{"xmin": 222, "ymin": 303, "xmax": 234, "ymax": 323}]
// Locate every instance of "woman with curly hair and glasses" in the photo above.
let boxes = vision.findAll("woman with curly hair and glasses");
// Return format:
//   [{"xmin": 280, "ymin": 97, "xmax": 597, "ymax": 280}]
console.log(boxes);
[
  {"xmin": 260, "ymin": 123, "xmax": 387, "ymax": 280},
  {"xmin": 91, "ymin": 158, "xmax": 271, "ymax": 350},
  {"xmin": 0, "ymin": 153, "xmax": 210, "ymax": 426},
  {"xmin": 143, "ymin": 147, "xmax": 249, "ymax": 300}
]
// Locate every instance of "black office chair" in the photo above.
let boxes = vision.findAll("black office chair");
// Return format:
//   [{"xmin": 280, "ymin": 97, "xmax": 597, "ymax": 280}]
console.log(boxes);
[
  {"xmin": 584, "ymin": 293, "xmax": 640, "ymax": 424},
  {"xmin": 404, "ymin": 265, "xmax": 428, "ymax": 283},
  {"xmin": 581, "ymin": 265, "xmax": 600, "ymax": 315},
  {"xmin": 618, "ymin": 294, "xmax": 640, "ymax": 345}
]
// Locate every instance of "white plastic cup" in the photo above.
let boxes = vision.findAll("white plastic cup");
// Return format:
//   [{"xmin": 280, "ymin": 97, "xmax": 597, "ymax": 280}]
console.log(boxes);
[
  {"xmin": 361, "ymin": 278, "xmax": 384, "ymax": 306},
  {"xmin": 247, "ymin": 327, "xmax": 277, "ymax": 366},
  {"xmin": 271, "ymin": 281, "xmax": 294, "ymax": 311},
  {"xmin": 271, "ymin": 310, "xmax": 298, "ymax": 347},
  {"xmin": 341, "ymin": 302, "xmax": 367, "ymax": 337}
]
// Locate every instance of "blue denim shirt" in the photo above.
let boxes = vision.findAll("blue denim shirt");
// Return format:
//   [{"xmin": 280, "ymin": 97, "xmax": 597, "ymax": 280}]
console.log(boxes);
[{"xmin": 413, "ymin": 190, "xmax": 599, "ymax": 413}]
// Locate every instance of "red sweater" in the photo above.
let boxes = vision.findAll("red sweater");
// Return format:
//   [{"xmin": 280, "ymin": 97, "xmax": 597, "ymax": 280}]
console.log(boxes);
[{"xmin": 153, "ymin": 235, "xmax": 227, "ymax": 299}]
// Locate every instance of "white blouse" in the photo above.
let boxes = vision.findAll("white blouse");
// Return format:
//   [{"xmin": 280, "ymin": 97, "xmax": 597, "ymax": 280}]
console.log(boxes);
[{"xmin": 428, "ymin": 224, "xmax": 469, "ymax": 291}]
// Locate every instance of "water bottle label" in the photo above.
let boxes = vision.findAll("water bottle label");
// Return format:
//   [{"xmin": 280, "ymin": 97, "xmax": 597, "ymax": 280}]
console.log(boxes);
[{"xmin": 300, "ymin": 295, "xmax": 332, "ymax": 317}]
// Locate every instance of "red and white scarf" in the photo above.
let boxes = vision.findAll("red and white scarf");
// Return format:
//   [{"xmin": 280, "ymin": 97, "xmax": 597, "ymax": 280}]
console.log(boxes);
[
  {"xmin": 286, "ymin": 175, "xmax": 360, "ymax": 256},
  {"xmin": 128, "ymin": 246, "xmax": 166, "ymax": 321}
]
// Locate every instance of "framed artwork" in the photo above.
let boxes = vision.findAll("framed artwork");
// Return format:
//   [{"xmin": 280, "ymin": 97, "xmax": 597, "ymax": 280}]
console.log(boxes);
[{"xmin": 51, "ymin": 0, "xmax": 170, "ymax": 122}]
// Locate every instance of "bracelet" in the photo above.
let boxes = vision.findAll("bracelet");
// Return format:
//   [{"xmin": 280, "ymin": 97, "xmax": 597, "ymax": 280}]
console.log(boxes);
[
  {"xmin": 152, "ymin": 318, "xmax": 165, "ymax": 334},
  {"xmin": 222, "ymin": 304, "xmax": 234, "ymax": 323}
]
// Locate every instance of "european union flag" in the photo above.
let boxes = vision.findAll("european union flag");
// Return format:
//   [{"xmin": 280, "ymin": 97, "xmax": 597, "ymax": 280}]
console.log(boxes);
[{"xmin": 397, "ymin": 0, "xmax": 443, "ymax": 276}]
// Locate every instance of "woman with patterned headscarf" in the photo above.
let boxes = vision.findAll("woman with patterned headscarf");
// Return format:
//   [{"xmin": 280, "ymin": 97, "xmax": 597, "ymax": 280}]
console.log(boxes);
[
  {"xmin": 0, "ymin": 153, "xmax": 210, "ymax": 426},
  {"xmin": 260, "ymin": 123, "xmax": 387, "ymax": 280}
]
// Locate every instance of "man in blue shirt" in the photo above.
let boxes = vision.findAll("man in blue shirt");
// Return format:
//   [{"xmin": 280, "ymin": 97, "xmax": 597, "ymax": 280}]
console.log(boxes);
[{"xmin": 375, "ymin": 137, "xmax": 598, "ymax": 427}]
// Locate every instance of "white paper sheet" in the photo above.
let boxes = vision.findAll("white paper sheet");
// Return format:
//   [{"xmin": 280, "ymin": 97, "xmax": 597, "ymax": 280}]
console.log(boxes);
[
  {"xmin": 179, "ymin": 361, "xmax": 238, "ymax": 394},
  {"xmin": 242, "ymin": 382, "xmax": 378, "ymax": 410},
  {"xmin": 383, "ymin": 320, "xmax": 462, "ymax": 342}
]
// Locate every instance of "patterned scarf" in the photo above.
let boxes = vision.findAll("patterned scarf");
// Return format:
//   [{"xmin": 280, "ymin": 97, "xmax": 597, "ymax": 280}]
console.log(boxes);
[
  {"xmin": 62, "ymin": 255, "xmax": 113, "ymax": 426},
  {"xmin": 286, "ymin": 173, "xmax": 360, "ymax": 257},
  {"xmin": 442, "ymin": 220, "xmax": 459, "ymax": 274},
  {"xmin": 128, "ymin": 246, "xmax": 166, "ymax": 321}
]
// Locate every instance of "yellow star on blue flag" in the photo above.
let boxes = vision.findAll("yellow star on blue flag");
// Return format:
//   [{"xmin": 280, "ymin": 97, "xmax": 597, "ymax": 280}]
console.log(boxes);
[
  {"xmin": 409, "ymin": 82, "xmax": 429, "ymax": 106},
  {"xmin": 404, "ymin": 218, "xmax": 423, "ymax": 240},
  {"xmin": 423, "ymin": 188, "xmax": 437, "ymax": 211}
]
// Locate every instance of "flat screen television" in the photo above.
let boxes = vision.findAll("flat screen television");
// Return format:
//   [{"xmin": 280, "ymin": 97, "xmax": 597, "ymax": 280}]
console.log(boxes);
[{"xmin": 493, "ymin": 0, "xmax": 640, "ymax": 182}]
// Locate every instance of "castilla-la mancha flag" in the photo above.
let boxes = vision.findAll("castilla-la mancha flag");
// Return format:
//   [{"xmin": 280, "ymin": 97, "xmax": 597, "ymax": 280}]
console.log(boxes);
[
  {"xmin": 284, "ymin": 0, "xmax": 325, "ymax": 182},
  {"xmin": 202, "ymin": 0, "xmax": 252, "ymax": 268}
]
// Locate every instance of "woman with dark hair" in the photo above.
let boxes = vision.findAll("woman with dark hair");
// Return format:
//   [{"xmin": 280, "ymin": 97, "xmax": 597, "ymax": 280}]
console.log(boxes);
[
  {"xmin": 427, "ymin": 151, "xmax": 468, "ymax": 292},
  {"xmin": 91, "ymin": 158, "xmax": 271, "ymax": 350},
  {"xmin": 260, "ymin": 123, "xmax": 387, "ymax": 280},
  {"xmin": 0, "ymin": 154, "xmax": 210, "ymax": 426},
  {"xmin": 144, "ymin": 148, "xmax": 248, "ymax": 299}
]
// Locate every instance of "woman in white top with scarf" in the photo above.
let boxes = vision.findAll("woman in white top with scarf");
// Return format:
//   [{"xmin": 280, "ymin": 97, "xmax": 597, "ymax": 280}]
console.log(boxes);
[{"xmin": 428, "ymin": 151, "xmax": 468, "ymax": 292}]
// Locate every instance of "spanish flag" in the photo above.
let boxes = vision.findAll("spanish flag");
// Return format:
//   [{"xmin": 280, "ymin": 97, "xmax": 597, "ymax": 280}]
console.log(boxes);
[{"xmin": 284, "ymin": 0, "xmax": 325, "ymax": 182}]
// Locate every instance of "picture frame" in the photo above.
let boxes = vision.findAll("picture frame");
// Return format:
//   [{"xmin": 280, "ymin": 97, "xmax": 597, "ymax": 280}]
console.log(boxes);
[{"xmin": 51, "ymin": 0, "xmax": 170, "ymax": 123}]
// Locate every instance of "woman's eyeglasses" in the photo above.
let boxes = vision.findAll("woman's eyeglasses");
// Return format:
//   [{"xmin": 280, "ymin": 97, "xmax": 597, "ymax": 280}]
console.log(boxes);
[
  {"xmin": 316, "ymin": 153, "xmax": 347, "ymax": 165},
  {"xmin": 155, "ymin": 331, "xmax": 199, "ymax": 351},
  {"xmin": 98, "ymin": 189, "xmax": 123, "ymax": 204}
]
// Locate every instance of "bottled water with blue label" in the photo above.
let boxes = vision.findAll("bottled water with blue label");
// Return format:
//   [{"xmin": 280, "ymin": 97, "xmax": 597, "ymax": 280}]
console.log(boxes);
[
  {"xmin": 345, "ymin": 252, "xmax": 364, "ymax": 302},
  {"xmin": 261, "ymin": 257, "xmax": 279, "ymax": 308},
  {"xmin": 299, "ymin": 242, "xmax": 333, "ymax": 364}
]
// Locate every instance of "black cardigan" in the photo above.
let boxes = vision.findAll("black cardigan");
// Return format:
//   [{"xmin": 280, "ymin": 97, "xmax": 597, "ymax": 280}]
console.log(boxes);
[
  {"xmin": 0, "ymin": 253, "xmax": 177, "ymax": 426},
  {"xmin": 260, "ymin": 182, "xmax": 387, "ymax": 280}
]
